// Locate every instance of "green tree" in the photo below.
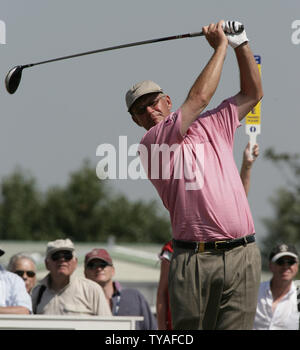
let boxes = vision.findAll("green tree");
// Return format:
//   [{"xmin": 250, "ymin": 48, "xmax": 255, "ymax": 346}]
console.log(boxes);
[
  {"xmin": 0, "ymin": 161, "xmax": 172, "ymax": 243},
  {"xmin": 0, "ymin": 168, "xmax": 42, "ymax": 240},
  {"xmin": 101, "ymin": 195, "xmax": 171, "ymax": 243},
  {"xmin": 262, "ymin": 148, "xmax": 300, "ymax": 267},
  {"xmin": 42, "ymin": 160, "xmax": 171, "ymax": 243},
  {"xmin": 42, "ymin": 160, "xmax": 108, "ymax": 241}
]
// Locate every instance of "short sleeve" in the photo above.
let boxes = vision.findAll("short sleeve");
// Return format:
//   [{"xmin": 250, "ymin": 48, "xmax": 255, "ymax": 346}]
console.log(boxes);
[
  {"xmin": 196, "ymin": 96, "xmax": 241, "ymax": 147},
  {"xmin": 9, "ymin": 273, "xmax": 32, "ymax": 312}
]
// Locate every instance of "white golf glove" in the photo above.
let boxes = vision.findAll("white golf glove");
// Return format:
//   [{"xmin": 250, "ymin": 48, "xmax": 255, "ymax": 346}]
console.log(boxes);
[{"xmin": 222, "ymin": 20, "xmax": 249, "ymax": 48}]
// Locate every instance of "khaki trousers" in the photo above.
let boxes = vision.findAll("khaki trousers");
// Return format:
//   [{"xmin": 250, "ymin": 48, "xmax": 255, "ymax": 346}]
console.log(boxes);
[{"xmin": 168, "ymin": 242, "xmax": 261, "ymax": 330}]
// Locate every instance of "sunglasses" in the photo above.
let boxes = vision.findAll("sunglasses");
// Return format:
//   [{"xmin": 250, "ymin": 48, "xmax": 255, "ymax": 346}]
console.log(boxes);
[
  {"xmin": 276, "ymin": 257, "xmax": 297, "ymax": 266},
  {"xmin": 15, "ymin": 270, "xmax": 36, "ymax": 278},
  {"xmin": 87, "ymin": 260, "xmax": 110, "ymax": 269},
  {"xmin": 51, "ymin": 250, "xmax": 73, "ymax": 262},
  {"xmin": 132, "ymin": 94, "xmax": 165, "ymax": 115}
]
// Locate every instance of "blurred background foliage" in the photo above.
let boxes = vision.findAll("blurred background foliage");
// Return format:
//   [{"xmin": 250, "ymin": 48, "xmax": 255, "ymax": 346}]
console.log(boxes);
[
  {"xmin": 0, "ymin": 160, "xmax": 171, "ymax": 243},
  {"xmin": 261, "ymin": 148, "xmax": 300, "ymax": 269}
]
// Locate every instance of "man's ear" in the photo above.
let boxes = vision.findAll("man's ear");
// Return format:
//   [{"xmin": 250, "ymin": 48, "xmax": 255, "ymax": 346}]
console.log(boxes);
[{"xmin": 165, "ymin": 95, "xmax": 172, "ymax": 112}]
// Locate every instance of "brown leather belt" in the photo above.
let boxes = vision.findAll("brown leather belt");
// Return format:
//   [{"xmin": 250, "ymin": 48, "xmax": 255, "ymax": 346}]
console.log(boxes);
[{"xmin": 173, "ymin": 235, "xmax": 255, "ymax": 253}]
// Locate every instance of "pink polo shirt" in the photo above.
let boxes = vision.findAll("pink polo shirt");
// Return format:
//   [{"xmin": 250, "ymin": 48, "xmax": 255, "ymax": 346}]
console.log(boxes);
[{"xmin": 139, "ymin": 97, "xmax": 255, "ymax": 242}]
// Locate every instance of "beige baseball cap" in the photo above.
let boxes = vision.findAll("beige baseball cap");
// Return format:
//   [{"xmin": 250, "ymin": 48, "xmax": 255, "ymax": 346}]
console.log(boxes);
[
  {"xmin": 125, "ymin": 80, "xmax": 163, "ymax": 112},
  {"xmin": 46, "ymin": 238, "xmax": 75, "ymax": 258}
]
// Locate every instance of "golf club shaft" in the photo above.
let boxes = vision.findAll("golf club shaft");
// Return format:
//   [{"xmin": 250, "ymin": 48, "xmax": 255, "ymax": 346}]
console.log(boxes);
[{"xmin": 23, "ymin": 31, "xmax": 204, "ymax": 68}]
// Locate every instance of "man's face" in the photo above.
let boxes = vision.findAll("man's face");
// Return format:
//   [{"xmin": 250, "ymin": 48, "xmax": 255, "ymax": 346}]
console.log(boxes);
[
  {"xmin": 46, "ymin": 250, "xmax": 77, "ymax": 278},
  {"xmin": 130, "ymin": 92, "xmax": 172, "ymax": 130},
  {"xmin": 13, "ymin": 258, "xmax": 37, "ymax": 293},
  {"xmin": 84, "ymin": 259, "xmax": 115, "ymax": 287},
  {"xmin": 270, "ymin": 255, "xmax": 299, "ymax": 282}
]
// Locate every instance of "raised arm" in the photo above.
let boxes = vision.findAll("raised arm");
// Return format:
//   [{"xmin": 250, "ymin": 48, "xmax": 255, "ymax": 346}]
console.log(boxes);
[
  {"xmin": 180, "ymin": 20, "xmax": 228, "ymax": 136},
  {"xmin": 240, "ymin": 142, "xmax": 259, "ymax": 196},
  {"xmin": 233, "ymin": 43, "xmax": 263, "ymax": 121}
]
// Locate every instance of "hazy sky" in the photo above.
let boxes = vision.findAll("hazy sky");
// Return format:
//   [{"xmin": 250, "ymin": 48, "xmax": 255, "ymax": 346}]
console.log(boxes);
[{"xmin": 1, "ymin": 0, "xmax": 300, "ymax": 243}]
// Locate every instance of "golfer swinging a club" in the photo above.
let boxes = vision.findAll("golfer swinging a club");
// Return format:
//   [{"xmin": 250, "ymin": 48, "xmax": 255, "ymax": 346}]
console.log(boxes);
[{"xmin": 125, "ymin": 20, "xmax": 263, "ymax": 330}]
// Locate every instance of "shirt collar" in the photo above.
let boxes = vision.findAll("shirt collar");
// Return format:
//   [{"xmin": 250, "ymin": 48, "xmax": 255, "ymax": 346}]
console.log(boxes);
[
  {"xmin": 41, "ymin": 272, "xmax": 76, "ymax": 290},
  {"xmin": 113, "ymin": 281, "xmax": 122, "ymax": 296},
  {"xmin": 268, "ymin": 279, "xmax": 297, "ymax": 296}
]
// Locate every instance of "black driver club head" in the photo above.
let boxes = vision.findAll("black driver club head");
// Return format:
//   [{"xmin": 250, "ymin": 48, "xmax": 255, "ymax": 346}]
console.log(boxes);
[{"xmin": 5, "ymin": 65, "xmax": 24, "ymax": 94}]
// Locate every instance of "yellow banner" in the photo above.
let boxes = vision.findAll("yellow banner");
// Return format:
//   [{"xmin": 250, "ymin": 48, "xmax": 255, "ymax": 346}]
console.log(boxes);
[{"xmin": 246, "ymin": 56, "xmax": 261, "ymax": 125}]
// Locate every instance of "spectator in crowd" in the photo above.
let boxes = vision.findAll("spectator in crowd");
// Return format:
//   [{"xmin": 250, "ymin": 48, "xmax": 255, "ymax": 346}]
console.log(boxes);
[
  {"xmin": 253, "ymin": 243, "xmax": 300, "ymax": 330},
  {"xmin": 156, "ymin": 143, "xmax": 260, "ymax": 329},
  {"xmin": 31, "ymin": 239, "xmax": 112, "ymax": 316},
  {"xmin": 0, "ymin": 245, "xmax": 32, "ymax": 314},
  {"xmin": 84, "ymin": 248, "xmax": 157, "ymax": 330},
  {"xmin": 156, "ymin": 240, "xmax": 173, "ymax": 330},
  {"xmin": 8, "ymin": 253, "xmax": 37, "ymax": 294}
]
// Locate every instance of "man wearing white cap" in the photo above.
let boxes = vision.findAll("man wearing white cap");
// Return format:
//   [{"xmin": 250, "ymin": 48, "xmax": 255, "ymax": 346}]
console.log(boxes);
[
  {"xmin": 31, "ymin": 239, "xmax": 111, "ymax": 316},
  {"xmin": 0, "ymin": 245, "xmax": 32, "ymax": 314},
  {"xmin": 253, "ymin": 243, "xmax": 300, "ymax": 330}
]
